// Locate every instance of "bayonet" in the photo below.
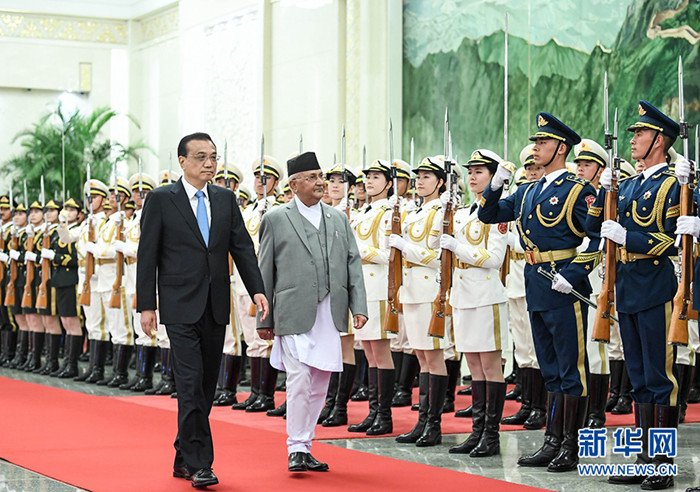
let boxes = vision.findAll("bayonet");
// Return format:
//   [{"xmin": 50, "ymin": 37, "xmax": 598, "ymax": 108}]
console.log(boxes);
[
  {"xmin": 389, "ymin": 119, "xmax": 397, "ymax": 197},
  {"xmin": 260, "ymin": 133, "xmax": 267, "ymax": 210},
  {"xmin": 504, "ymin": 10, "xmax": 509, "ymax": 161},
  {"xmin": 410, "ymin": 137, "xmax": 415, "ymax": 203},
  {"xmin": 168, "ymin": 152, "xmax": 173, "ymax": 184},
  {"xmin": 362, "ymin": 145, "xmax": 367, "ymax": 171},
  {"xmin": 23, "ymin": 180, "xmax": 27, "ymax": 209},
  {"xmin": 138, "ymin": 156, "xmax": 143, "ymax": 199},
  {"xmin": 87, "ymin": 163, "xmax": 93, "ymax": 216},
  {"xmin": 679, "ymin": 56, "xmax": 689, "ymax": 160},
  {"xmin": 224, "ymin": 139, "xmax": 230, "ymax": 189},
  {"xmin": 40, "ymin": 176, "xmax": 45, "ymax": 209},
  {"xmin": 299, "ymin": 133, "xmax": 303, "ymax": 154},
  {"xmin": 61, "ymin": 131, "xmax": 66, "ymax": 204},
  {"xmin": 114, "ymin": 160, "xmax": 120, "ymax": 214}
]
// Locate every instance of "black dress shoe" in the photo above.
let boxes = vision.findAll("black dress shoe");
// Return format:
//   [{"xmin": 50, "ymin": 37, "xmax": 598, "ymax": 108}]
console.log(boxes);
[
  {"xmin": 190, "ymin": 468, "xmax": 218, "ymax": 488},
  {"xmin": 173, "ymin": 466, "xmax": 191, "ymax": 479},
  {"xmin": 288, "ymin": 452, "xmax": 307, "ymax": 472},
  {"xmin": 304, "ymin": 453, "xmax": 329, "ymax": 472}
]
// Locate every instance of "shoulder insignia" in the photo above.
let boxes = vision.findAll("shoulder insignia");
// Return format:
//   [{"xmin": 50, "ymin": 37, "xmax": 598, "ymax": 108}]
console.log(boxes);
[
  {"xmin": 430, "ymin": 204, "xmax": 441, "ymax": 210},
  {"xmin": 498, "ymin": 223, "xmax": 508, "ymax": 234},
  {"xmin": 585, "ymin": 195, "xmax": 595, "ymax": 209},
  {"xmin": 566, "ymin": 175, "xmax": 586, "ymax": 185}
]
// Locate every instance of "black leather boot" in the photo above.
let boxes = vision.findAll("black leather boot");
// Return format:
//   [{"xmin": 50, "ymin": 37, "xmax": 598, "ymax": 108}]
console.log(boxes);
[
  {"xmin": 612, "ymin": 362, "xmax": 633, "ymax": 414},
  {"xmin": 84, "ymin": 340, "xmax": 109, "ymax": 384},
  {"xmin": 24, "ymin": 332, "xmax": 45, "ymax": 372},
  {"xmin": 246, "ymin": 357, "xmax": 277, "ymax": 412},
  {"xmin": 416, "ymin": 374, "xmax": 448, "ymax": 447},
  {"xmin": 391, "ymin": 350, "xmax": 402, "ymax": 392},
  {"xmin": 317, "ymin": 371, "xmax": 339, "ymax": 423},
  {"xmin": 74, "ymin": 339, "xmax": 96, "ymax": 381},
  {"xmin": 586, "ymin": 373, "xmax": 609, "ymax": 428},
  {"xmin": 323, "ymin": 363, "xmax": 356, "ymax": 427},
  {"xmin": 102, "ymin": 344, "xmax": 133, "ymax": 387},
  {"xmin": 232, "ymin": 356, "xmax": 260, "ymax": 408},
  {"xmin": 348, "ymin": 367, "xmax": 377, "ymax": 432},
  {"xmin": 367, "ymin": 368, "xmax": 394, "ymax": 435},
  {"xmin": 56, "ymin": 335, "xmax": 82, "ymax": 379},
  {"xmin": 396, "ymin": 373, "xmax": 429, "ymax": 443},
  {"xmin": 471, "ymin": 381, "xmax": 507, "ymax": 457},
  {"xmin": 640, "ymin": 404, "xmax": 678, "ymax": 490},
  {"xmin": 518, "ymin": 392, "xmax": 564, "ymax": 467},
  {"xmin": 609, "ymin": 402, "xmax": 654, "ymax": 484},
  {"xmin": 505, "ymin": 366, "xmax": 522, "ymax": 400},
  {"xmin": 152, "ymin": 348, "xmax": 176, "ymax": 395},
  {"xmin": 503, "ymin": 367, "xmax": 532, "ymax": 425},
  {"xmin": 145, "ymin": 348, "xmax": 169, "ymax": 394},
  {"xmin": 0, "ymin": 330, "xmax": 17, "ymax": 366},
  {"xmin": 505, "ymin": 355, "xmax": 518, "ymax": 384},
  {"xmin": 0, "ymin": 331, "xmax": 9, "ymax": 365},
  {"xmin": 449, "ymin": 380, "xmax": 486, "ymax": 453},
  {"xmin": 606, "ymin": 359, "xmax": 623, "ymax": 411},
  {"xmin": 443, "ymin": 359, "xmax": 460, "ymax": 413},
  {"xmin": 455, "ymin": 403, "xmax": 472, "ymax": 418},
  {"xmin": 132, "ymin": 346, "xmax": 157, "ymax": 392},
  {"xmin": 267, "ymin": 400, "xmax": 286, "ymax": 417},
  {"xmin": 213, "ymin": 355, "xmax": 241, "ymax": 405},
  {"xmin": 676, "ymin": 363, "xmax": 694, "ymax": 423},
  {"xmin": 351, "ymin": 349, "xmax": 369, "ymax": 401},
  {"xmin": 7, "ymin": 330, "xmax": 28, "ymax": 369},
  {"xmin": 688, "ymin": 358, "xmax": 700, "ymax": 404},
  {"xmin": 457, "ymin": 383, "xmax": 472, "ymax": 396},
  {"xmin": 37, "ymin": 334, "xmax": 62, "ymax": 375},
  {"xmin": 524, "ymin": 369, "xmax": 547, "ymax": 429},
  {"xmin": 547, "ymin": 394, "xmax": 588, "ymax": 472},
  {"xmin": 392, "ymin": 353, "xmax": 419, "ymax": 407}
]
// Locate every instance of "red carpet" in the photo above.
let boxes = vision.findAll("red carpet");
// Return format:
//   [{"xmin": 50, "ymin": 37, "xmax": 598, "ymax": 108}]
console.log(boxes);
[
  {"xmin": 116, "ymin": 385, "xmax": 695, "ymax": 440},
  {"xmin": 0, "ymin": 377, "xmax": 549, "ymax": 492}
]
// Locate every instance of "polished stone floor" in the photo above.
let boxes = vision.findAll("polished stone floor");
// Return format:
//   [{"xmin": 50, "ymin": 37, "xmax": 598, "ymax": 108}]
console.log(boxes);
[{"xmin": 2, "ymin": 364, "xmax": 700, "ymax": 492}]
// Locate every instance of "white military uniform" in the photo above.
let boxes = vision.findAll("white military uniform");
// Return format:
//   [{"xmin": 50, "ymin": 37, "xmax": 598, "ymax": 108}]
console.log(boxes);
[
  {"xmin": 581, "ymin": 236, "xmax": 609, "ymax": 374},
  {"xmin": 75, "ymin": 212, "xmax": 108, "ymax": 342},
  {"xmin": 223, "ymin": 260, "xmax": 243, "ymax": 356},
  {"xmin": 351, "ymin": 197, "xmax": 396, "ymax": 341},
  {"xmin": 399, "ymin": 198, "xmax": 453, "ymax": 350},
  {"xmin": 391, "ymin": 200, "xmax": 417, "ymax": 354},
  {"xmin": 449, "ymin": 205, "xmax": 509, "ymax": 353}
]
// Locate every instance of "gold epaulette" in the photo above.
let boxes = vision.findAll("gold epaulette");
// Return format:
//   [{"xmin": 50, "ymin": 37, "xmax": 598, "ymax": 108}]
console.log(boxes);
[{"xmin": 566, "ymin": 175, "xmax": 587, "ymax": 185}]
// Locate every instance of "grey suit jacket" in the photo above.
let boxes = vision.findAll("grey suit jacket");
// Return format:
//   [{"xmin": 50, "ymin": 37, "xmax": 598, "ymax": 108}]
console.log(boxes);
[{"xmin": 256, "ymin": 199, "xmax": 367, "ymax": 336}]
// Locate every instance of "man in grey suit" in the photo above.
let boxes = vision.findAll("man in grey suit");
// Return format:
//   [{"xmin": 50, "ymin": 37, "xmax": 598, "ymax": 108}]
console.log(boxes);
[{"xmin": 256, "ymin": 151, "xmax": 368, "ymax": 472}]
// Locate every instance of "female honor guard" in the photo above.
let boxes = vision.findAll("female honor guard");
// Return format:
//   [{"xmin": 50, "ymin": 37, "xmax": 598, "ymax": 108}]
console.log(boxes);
[
  {"xmin": 346, "ymin": 160, "xmax": 396, "ymax": 435},
  {"xmin": 443, "ymin": 150, "xmax": 509, "ymax": 457},
  {"xmin": 391, "ymin": 156, "xmax": 450, "ymax": 447}
]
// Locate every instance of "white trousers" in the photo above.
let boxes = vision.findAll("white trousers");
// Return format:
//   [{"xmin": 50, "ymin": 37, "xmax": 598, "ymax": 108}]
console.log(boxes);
[
  {"xmin": 83, "ymin": 291, "xmax": 107, "ymax": 341},
  {"xmin": 282, "ymin": 347, "xmax": 332, "ymax": 454},
  {"xmin": 100, "ymin": 289, "xmax": 133, "ymax": 346},
  {"xmin": 236, "ymin": 293, "xmax": 272, "ymax": 358},
  {"xmin": 508, "ymin": 296, "xmax": 539, "ymax": 369},
  {"xmin": 223, "ymin": 290, "xmax": 243, "ymax": 356}
]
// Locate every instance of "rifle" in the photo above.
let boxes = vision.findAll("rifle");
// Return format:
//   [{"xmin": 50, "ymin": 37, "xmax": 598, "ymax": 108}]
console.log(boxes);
[
  {"xmin": 592, "ymin": 73, "xmax": 618, "ymax": 343},
  {"xmin": 4, "ymin": 226, "xmax": 17, "ymax": 307},
  {"xmin": 21, "ymin": 225, "xmax": 36, "ymax": 309},
  {"xmin": 668, "ymin": 56, "xmax": 696, "ymax": 346},
  {"xmin": 384, "ymin": 119, "xmax": 400, "ymax": 334},
  {"xmin": 499, "ymin": 12, "xmax": 510, "ymax": 287},
  {"xmin": 248, "ymin": 134, "xmax": 266, "ymax": 317},
  {"xmin": 428, "ymin": 108, "xmax": 454, "ymax": 338},
  {"xmin": 79, "ymin": 164, "xmax": 95, "ymax": 306},
  {"xmin": 109, "ymin": 166, "xmax": 124, "ymax": 308},
  {"xmin": 37, "ymin": 177, "xmax": 50, "ymax": 309},
  {"xmin": 0, "ymin": 220, "xmax": 4, "ymax": 285}
]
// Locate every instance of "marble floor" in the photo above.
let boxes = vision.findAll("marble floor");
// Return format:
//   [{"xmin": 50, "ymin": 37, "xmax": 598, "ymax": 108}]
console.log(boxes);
[{"xmin": 2, "ymin": 365, "xmax": 700, "ymax": 492}]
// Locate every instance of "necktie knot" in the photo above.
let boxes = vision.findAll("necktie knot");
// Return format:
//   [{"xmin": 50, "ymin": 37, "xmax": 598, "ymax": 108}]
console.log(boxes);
[{"xmin": 195, "ymin": 190, "xmax": 204, "ymax": 199}]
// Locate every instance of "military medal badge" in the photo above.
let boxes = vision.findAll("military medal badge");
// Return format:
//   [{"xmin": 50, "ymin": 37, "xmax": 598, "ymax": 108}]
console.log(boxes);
[{"xmin": 549, "ymin": 196, "xmax": 559, "ymax": 206}]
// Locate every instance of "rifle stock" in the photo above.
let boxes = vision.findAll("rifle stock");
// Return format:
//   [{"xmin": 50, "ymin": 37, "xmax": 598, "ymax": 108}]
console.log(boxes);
[
  {"xmin": 0, "ymin": 227, "xmax": 4, "ymax": 284},
  {"xmin": 36, "ymin": 226, "xmax": 51, "ymax": 309},
  {"xmin": 79, "ymin": 221, "xmax": 95, "ymax": 306},
  {"xmin": 428, "ymin": 200, "xmax": 453, "ymax": 338},
  {"xmin": 668, "ymin": 181, "xmax": 695, "ymax": 346},
  {"xmin": 4, "ymin": 230, "xmax": 18, "ymax": 307},
  {"xmin": 591, "ymin": 177, "xmax": 617, "ymax": 343},
  {"xmin": 499, "ymin": 246, "xmax": 510, "ymax": 286},
  {"xmin": 21, "ymin": 230, "xmax": 35, "ymax": 309},
  {"xmin": 384, "ymin": 201, "xmax": 402, "ymax": 334},
  {"xmin": 109, "ymin": 220, "xmax": 124, "ymax": 308}
]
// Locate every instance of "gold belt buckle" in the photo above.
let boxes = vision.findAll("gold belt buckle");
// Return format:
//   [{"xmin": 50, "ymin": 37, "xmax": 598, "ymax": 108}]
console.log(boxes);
[
  {"xmin": 524, "ymin": 251, "xmax": 536, "ymax": 265},
  {"xmin": 619, "ymin": 248, "xmax": 628, "ymax": 263}
]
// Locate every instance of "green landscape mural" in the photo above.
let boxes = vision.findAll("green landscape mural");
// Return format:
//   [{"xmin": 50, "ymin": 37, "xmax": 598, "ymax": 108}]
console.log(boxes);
[{"xmin": 403, "ymin": 0, "xmax": 700, "ymax": 167}]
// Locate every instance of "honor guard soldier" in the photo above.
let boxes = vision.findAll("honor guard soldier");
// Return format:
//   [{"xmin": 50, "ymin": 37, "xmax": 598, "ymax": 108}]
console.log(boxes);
[
  {"xmin": 237, "ymin": 186, "xmax": 251, "ymax": 209},
  {"xmin": 502, "ymin": 145, "xmax": 547, "ymax": 430},
  {"xmin": 392, "ymin": 156, "xmax": 451, "ymax": 447},
  {"xmin": 573, "ymin": 139, "xmax": 612, "ymax": 428},
  {"xmin": 0, "ymin": 196, "xmax": 18, "ymax": 366},
  {"xmin": 232, "ymin": 155, "xmax": 283, "ymax": 412},
  {"xmin": 589, "ymin": 101, "xmax": 681, "ymax": 489},
  {"xmin": 443, "ymin": 149, "xmax": 509, "ymax": 457},
  {"xmin": 281, "ymin": 180, "xmax": 294, "ymax": 203},
  {"xmin": 75, "ymin": 179, "xmax": 110, "ymax": 383},
  {"xmin": 118, "ymin": 173, "xmax": 158, "ymax": 391},
  {"xmin": 48, "ymin": 198, "xmax": 84, "ymax": 378},
  {"xmin": 479, "ymin": 113, "xmax": 601, "ymax": 472},
  {"xmin": 214, "ymin": 163, "xmax": 242, "ymax": 192},
  {"xmin": 5, "ymin": 203, "xmax": 29, "ymax": 369}
]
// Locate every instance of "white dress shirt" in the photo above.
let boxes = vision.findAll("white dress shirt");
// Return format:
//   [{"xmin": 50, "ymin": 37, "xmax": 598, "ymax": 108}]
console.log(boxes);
[
  {"xmin": 270, "ymin": 196, "xmax": 342, "ymax": 372},
  {"xmin": 540, "ymin": 168, "xmax": 568, "ymax": 194},
  {"xmin": 181, "ymin": 177, "xmax": 211, "ymax": 228}
]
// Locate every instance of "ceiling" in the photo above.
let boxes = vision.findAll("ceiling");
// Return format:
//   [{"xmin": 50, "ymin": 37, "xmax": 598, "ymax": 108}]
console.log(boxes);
[{"xmin": 0, "ymin": 0, "xmax": 177, "ymax": 20}]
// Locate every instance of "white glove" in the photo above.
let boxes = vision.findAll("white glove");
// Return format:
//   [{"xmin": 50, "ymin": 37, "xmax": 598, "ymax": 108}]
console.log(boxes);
[
  {"xmin": 0, "ymin": 252, "xmax": 8, "ymax": 264},
  {"xmin": 113, "ymin": 240, "xmax": 126, "ymax": 253},
  {"xmin": 9, "ymin": 249, "xmax": 20, "ymax": 261},
  {"xmin": 601, "ymin": 220, "xmax": 627, "ymax": 246},
  {"xmin": 599, "ymin": 167, "xmax": 621, "ymax": 191},
  {"xmin": 58, "ymin": 212, "xmax": 68, "ymax": 224},
  {"xmin": 405, "ymin": 200, "xmax": 418, "ymax": 213},
  {"xmin": 338, "ymin": 196, "xmax": 348, "ymax": 211},
  {"xmin": 439, "ymin": 234, "xmax": 458, "ymax": 252},
  {"xmin": 387, "ymin": 234, "xmax": 407, "ymax": 252},
  {"xmin": 229, "ymin": 275, "xmax": 236, "ymax": 284},
  {"xmin": 675, "ymin": 156, "xmax": 692, "ymax": 183},
  {"xmin": 440, "ymin": 191, "xmax": 452, "ymax": 209},
  {"xmin": 506, "ymin": 231, "xmax": 519, "ymax": 249},
  {"xmin": 41, "ymin": 248, "xmax": 56, "ymax": 261},
  {"xmin": 84, "ymin": 241, "xmax": 98, "ymax": 255},
  {"xmin": 110, "ymin": 211, "xmax": 123, "ymax": 226},
  {"xmin": 491, "ymin": 162, "xmax": 514, "ymax": 190},
  {"xmin": 551, "ymin": 273, "xmax": 573, "ymax": 294},
  {"xmin": 676, "ymin": 215, "xmax": 700, "ymax": 238},
  {"xmin": 24, "ymin": 251, "xmax": 37, "ymax": 263},
  {"xmin": 25, "ymin": 224, "xmax": 34, "ymax": 235},
  {"xmin": 89, "ymin": 215, "xmax": 101, "ymax": 227},
  {"xmin": 387, "ymin": 195, "xmax": 399, "ymax": 208}
]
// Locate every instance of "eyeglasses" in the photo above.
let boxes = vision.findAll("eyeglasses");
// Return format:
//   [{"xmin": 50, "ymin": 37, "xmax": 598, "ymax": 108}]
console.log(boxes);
[
  {"xmin": 186, "ymin": 153, "xmax": 220, "ymax": 163},
  {"xmin": 292, "ymin": 173, "xmax": 326, "ymax": 183}
]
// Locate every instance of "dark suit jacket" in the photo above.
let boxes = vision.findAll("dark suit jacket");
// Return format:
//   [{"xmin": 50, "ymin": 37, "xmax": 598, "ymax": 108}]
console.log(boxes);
[{"xmin": 137, "ymin": 178, "xmax": 264, "ymax": 325}]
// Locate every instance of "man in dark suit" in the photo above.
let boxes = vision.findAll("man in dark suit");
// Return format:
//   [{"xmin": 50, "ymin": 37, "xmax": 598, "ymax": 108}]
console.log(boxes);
[{"xmin": 137, "ymin": 132, "xmax": 268, "ymax": 488}]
